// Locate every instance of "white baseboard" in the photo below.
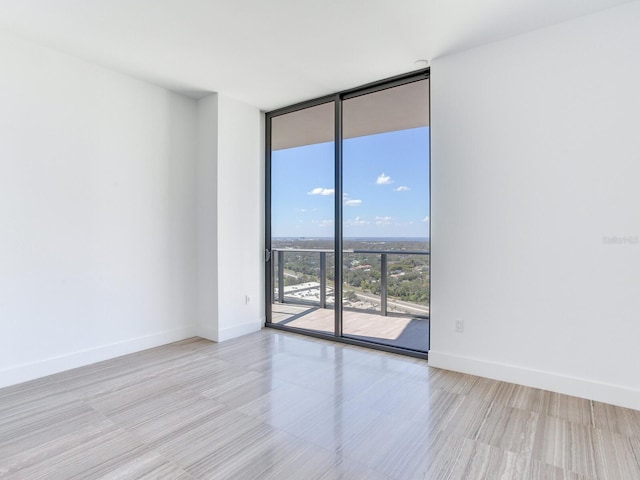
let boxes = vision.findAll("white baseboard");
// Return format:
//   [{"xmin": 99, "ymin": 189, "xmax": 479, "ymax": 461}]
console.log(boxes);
[
  {"xmin": 196, "ymin": 324, "xmax": 219, "ymax": 342},
  {"xmin": 0, "ymin": 326, "xmax": 198, "ymax": 389},
  {"xmin": 428, "ymin": 350, "xmax": 640, "ymax": 411},
  {"xmin": 196, "ymin": 317, "xmax": 264, "ymax": 343},
  {"xmin": 218, "ymin": 318, "xmax": 263, "ymax": 342}
]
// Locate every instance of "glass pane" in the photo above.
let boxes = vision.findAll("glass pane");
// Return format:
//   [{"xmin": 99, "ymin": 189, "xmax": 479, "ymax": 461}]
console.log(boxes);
[
  {"xmin": 342, "ymin": 80, "xmax": 430, "ymax": 352},
  {"xmin": 270, "ymin": 102, "xmax": 335, "ymax": 335}
]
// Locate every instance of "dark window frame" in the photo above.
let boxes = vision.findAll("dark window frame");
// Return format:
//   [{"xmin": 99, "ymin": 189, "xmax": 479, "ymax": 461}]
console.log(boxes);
[{"xmin": 265, "ymin": 69, "xmax": 430, "ymax": 359}]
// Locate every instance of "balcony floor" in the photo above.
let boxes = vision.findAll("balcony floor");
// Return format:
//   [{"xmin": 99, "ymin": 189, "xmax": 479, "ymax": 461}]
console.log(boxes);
[{"xmin": 271, "ymin": 303, "xmax": 429, "ymax": 352}]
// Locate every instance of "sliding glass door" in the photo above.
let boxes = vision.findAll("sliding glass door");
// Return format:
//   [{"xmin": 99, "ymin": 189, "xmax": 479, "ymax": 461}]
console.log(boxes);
[
  {"xmin": 341, "ymin": 80, "xmax": 430, "ymax": 351},
  {"xmin": 268, "ymin": 101, "xmax": 336, "ymax": 335},
  {"xmin": 266, "ymin": 71, "xmax": 430, "ymax": 356}
]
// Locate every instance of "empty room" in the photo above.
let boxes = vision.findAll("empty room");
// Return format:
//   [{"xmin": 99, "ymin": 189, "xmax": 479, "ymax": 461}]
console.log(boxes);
[{"xmin": 1, "ymin": 0, "xmax": 639, "ymax": 478}]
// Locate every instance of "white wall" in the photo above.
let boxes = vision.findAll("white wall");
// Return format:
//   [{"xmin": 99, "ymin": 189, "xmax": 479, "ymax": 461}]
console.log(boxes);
[
  {"xmin": 0, "ymin": 31, "xmax": 198, "ymax": 387},
  {"xmin": 216, "ymin": 95, "xmax": 265, "ymax": 341},
  {"xmin": 196, "ymin": 94, "xmax": 219, "ymax": 341},
  {"xmin": 195, "ymin": 94, "xmax": 264, "ymax": 342},
  {"xmin": 430, "ymin": 2, "xmax": 640, "ymax": 410}
]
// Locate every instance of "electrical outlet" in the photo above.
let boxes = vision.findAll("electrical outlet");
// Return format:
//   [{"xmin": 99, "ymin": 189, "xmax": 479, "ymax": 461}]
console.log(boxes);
[{"xmin": 455, "ymin": 319, "xmax": 464, "ymax": 333}]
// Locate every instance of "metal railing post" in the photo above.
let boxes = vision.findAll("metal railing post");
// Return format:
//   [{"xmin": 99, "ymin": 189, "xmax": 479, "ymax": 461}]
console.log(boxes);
[
  {"xmin": 278, "ymin": 250, "xmax": 285, "ymax": 303},
  {"xmin": 381, "ymin": 253, "xmax": 388, "ymax": 316},
  {"xmin": 270, "ymin": 254, "xmax": 274, "ymax": 305},
  {"xmin": 320, "ymin": 252, "xmax": 327, "ymax": 309}
]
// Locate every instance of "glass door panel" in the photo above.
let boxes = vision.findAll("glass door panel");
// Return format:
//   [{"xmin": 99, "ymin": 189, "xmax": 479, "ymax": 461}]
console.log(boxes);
[
  {"xmin": 341, "ymin": 80, "xmax": 430, "ymax": 352},
  {"xmin": 269, "ymin": 102, "xmax": 336, "ymax": 335}
]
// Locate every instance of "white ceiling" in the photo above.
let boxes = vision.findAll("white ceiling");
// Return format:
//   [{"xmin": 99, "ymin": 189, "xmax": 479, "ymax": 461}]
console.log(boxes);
[{"xmin": 0, "ymin": 0, "xmax": 633, "ymax": 111}]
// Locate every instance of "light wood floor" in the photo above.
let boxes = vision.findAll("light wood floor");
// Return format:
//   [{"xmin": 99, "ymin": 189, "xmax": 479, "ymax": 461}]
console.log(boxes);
[
  {"xmin": 272, "ymin": 303, "xmax": 429, "ymax": 351},
  {"xmin": 1, "ymin": 330, "xmax": 639, "ymax": 479}
]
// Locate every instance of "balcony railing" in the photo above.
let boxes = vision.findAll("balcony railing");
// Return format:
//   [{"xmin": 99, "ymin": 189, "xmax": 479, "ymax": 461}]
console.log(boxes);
[{"xmin": 272, "ymin": 248, "xmax": 429, "ymax": 317}]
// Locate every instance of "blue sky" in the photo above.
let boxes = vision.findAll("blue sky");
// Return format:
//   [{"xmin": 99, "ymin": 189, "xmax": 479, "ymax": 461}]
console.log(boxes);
[{"xmin": 272, "ymin": 126, "xmax": 429, "ymax": 238}]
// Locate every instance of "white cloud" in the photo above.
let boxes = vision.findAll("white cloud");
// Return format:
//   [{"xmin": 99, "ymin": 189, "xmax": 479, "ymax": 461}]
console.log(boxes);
[
  {"xmin": 394, "ymin": 186, "xmax": 410, "ymax": 192},
  {"xmin": 308, "ymin": 187, "xmax": 335, "ymax": 196},
  {"xmin": 312, "ymin": 219, "xmax": 334, "ymax": 228},
  {"xmin": 346, "ymin": 216, "xmax": 370, "ymax": 226},
  {"xmin": 375, "ymin": 216, "xmax": 393, "ymax": 225},
  {"xmin": 343, "ymin": 193, "xmax": 362, "ymax": 206},
  {"xmin": 422, "ymin": 216, "xmax": 430, "ymax": 222},
  {"xmin": 376, "ymin": 173, "xmax": 392, "ymax": 185}
]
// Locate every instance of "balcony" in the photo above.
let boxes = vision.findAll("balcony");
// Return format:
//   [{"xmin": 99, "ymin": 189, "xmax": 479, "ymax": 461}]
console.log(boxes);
[{"xmin": 269, "ymin": 248, "xmax": 429, "ymax": 352}]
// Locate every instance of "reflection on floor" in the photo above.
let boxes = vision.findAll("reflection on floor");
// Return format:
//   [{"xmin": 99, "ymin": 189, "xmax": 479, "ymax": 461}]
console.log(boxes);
[
  {"xmin": 272, "ymin": 303, "xmax": 429, "ymax": 352},
  {"xmin": 2, "ymin": 330, "xmax": 639, "ymax": 479}
]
